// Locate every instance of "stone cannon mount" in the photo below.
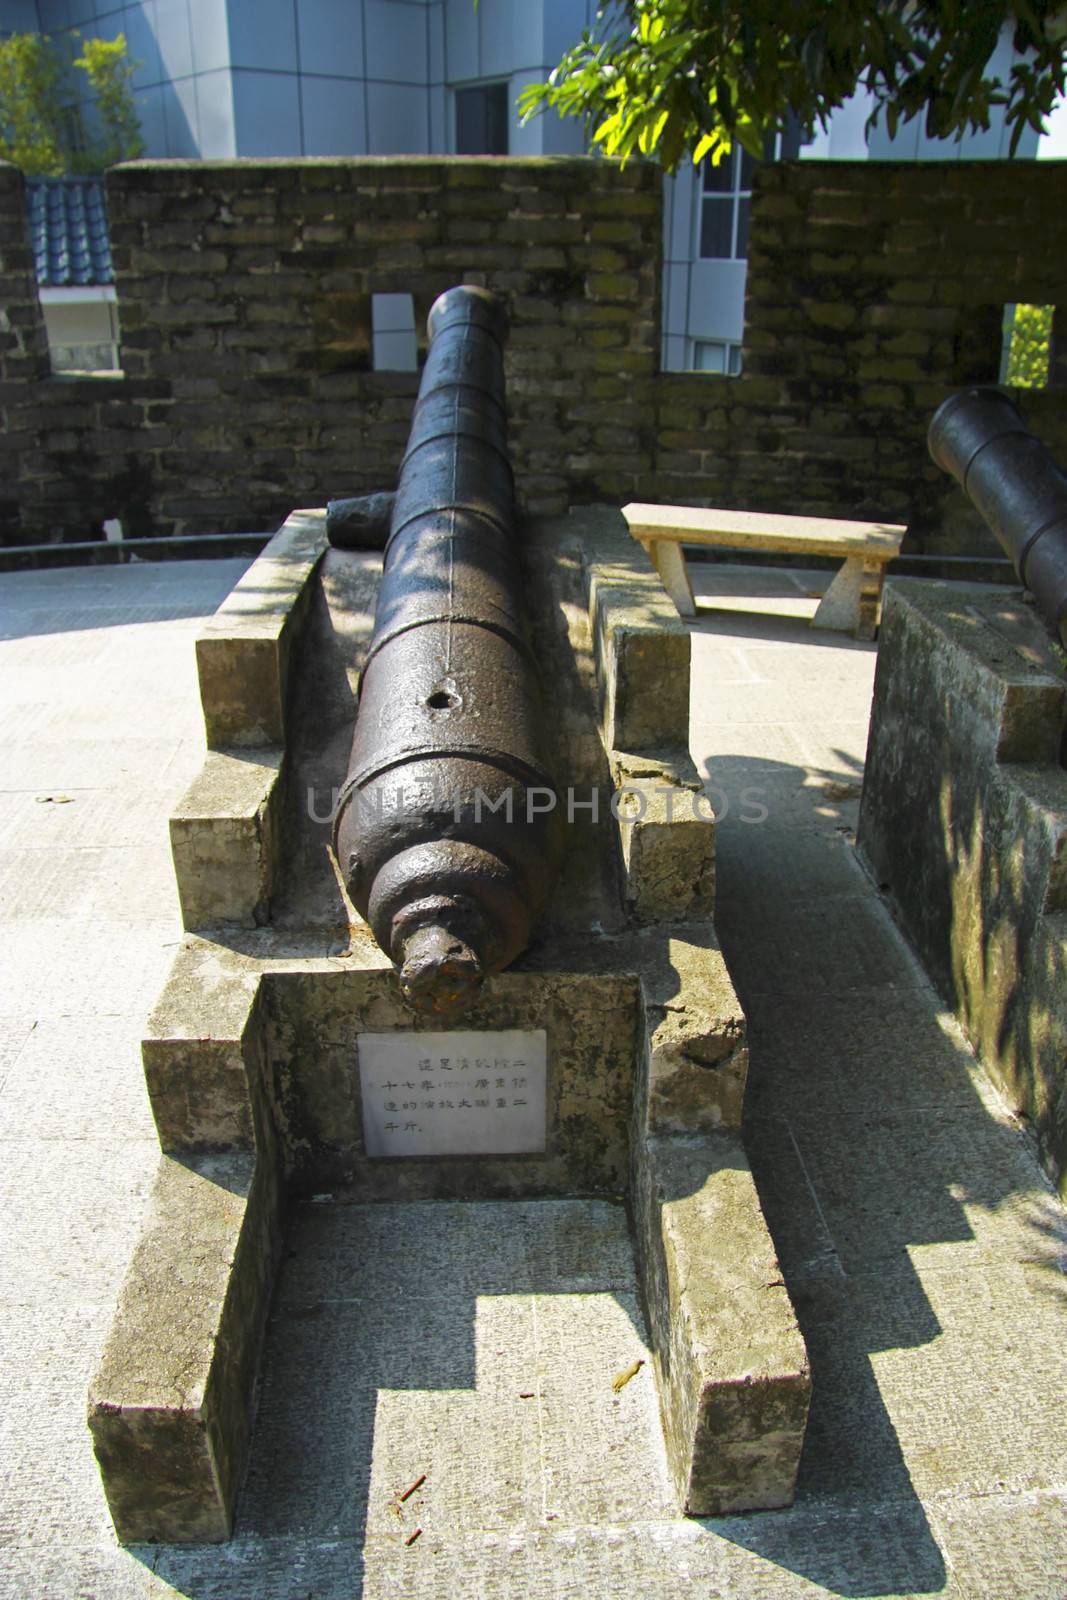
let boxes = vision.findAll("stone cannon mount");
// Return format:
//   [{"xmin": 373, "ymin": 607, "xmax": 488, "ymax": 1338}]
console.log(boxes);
[{"xmin": 87, "ymin": 504, "xmax": 810, "ymax": 1541}]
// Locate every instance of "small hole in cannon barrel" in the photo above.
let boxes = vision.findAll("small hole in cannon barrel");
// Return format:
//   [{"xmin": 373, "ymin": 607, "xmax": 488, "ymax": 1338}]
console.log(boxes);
[{"xmin": 426, "ymin": 689, "xmax": 460, "ymax": 711}]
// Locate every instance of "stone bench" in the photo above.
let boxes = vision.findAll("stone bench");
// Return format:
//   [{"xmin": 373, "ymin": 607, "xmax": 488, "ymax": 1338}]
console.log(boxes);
[{"xmin": 622, "ymin": 503, "xmax": 906, "ymax": 640}]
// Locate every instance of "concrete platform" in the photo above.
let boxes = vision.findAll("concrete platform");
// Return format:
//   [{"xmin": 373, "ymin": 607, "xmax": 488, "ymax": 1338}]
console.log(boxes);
[{"xmin": 2, "ymin": 556, "xmax": 1066, "ymax": 1596}]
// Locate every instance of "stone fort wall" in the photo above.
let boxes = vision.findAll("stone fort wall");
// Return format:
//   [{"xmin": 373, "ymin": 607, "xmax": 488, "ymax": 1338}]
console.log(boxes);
[{"xmin": 1, "ymin": 154, "xmax": 1065, "ymax": 551}]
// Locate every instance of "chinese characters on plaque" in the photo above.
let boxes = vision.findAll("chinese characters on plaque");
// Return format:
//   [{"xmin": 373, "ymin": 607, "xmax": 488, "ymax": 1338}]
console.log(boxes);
[{"xmin": 358, "ymin": 1030, "xmax": 548, "ymax": 1157}]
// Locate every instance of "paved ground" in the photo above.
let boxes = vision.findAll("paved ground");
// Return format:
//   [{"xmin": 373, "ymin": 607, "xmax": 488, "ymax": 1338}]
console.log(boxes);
[{"xmin": 1, "ymin": 555, "xmax": 1065, "ymax": 1598}]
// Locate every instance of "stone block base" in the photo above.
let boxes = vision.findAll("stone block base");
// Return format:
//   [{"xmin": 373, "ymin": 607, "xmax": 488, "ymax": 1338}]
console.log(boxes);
[
  {"xmin": 88, "ymin": 506, "xmax": 810, "ymax": 1540},
  {"xmin": 633, "ymin": 1134, "xmax": 811, "ymax": 1515},
  {"xmin": 169, "ymin": 749, "xmax": 283, "ymax": 929},
  {"xmin": 87, "ymin": 1151, "xmax": 282, "ymax": 1543},
  {"xmin": 858, "ymin": 580, "xmax": 1067, "ymax": 1194}
]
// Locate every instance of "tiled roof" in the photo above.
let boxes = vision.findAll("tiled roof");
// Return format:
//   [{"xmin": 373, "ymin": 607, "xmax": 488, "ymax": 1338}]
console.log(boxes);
[{"xmin": 26, "ymin": 176, "xmax": 113, "ymax": 288}]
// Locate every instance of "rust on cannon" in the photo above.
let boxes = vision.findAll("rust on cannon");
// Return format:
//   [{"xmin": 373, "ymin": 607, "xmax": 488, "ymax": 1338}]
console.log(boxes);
[{"xmin": 333, "ymin": 285, "xmax": 563, "ymax": 1018}]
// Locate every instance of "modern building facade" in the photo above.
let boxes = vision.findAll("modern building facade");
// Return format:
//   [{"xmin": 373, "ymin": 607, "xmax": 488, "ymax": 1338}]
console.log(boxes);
[{"xmin": 6, "ymin": 0, "xmax": 1066, "ymax": 372}]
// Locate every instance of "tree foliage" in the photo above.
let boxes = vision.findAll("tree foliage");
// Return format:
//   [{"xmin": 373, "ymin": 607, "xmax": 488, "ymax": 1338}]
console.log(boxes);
[
  {"xmin": 1004, "ymin": 302, "xmax": 1054, "ymax": 386},
  {"xmin": 519, "ymin": 1, "xmax": 1067, "ymax": 171},
  {"xmin": 74, "ymin": 35, "xmax": 144, "ymax": 171},
  {"xmin": 0, "ymin": 33, "xmax": 64, "ymax": 175},
  {"xmin": 0, "ymin": 31, "xmax": 144, "ymax": 176}
]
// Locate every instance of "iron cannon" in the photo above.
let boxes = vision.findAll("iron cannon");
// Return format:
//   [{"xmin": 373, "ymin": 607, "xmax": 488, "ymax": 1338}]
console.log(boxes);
[
  {"xmin": 928, "ymin": 387, "xmax": 1067, "ymax": 646},
  {"xmin": 333, "ymin": 285, "xmax": 563, "ymax": 1017}
]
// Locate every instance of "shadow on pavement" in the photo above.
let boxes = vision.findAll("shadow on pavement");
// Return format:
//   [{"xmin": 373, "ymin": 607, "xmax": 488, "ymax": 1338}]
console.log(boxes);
[
  {"xmin": 689, "ymin": 734, "xmax": 1066, "ymax": 1597},
  {"xmin": 149, "ymin": 1197, "xmax": 657, "ymax": 1600}
]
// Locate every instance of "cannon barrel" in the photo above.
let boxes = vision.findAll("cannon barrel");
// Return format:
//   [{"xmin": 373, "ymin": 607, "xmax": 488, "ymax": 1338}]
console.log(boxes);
[
  {"xmin": 928, "ymin": 387, "xmax": 1067, "ymax": 645},
  {"xmin": 334, "ymin": 285, "xmax": 563, "ymax": 1017}
]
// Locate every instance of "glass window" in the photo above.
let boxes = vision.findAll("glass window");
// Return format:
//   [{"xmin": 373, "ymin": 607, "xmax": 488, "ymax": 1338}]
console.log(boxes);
[
  {"xmin": 455, "ymin": 83, "xmax": 509, "ymax": 155},
  {"xmin": 372, "ymin": 292, "xmax": 418, "ymax": 372},
  {"xmin": 698, "ymin": 120, "xmax": 806, "ymax": 261},
  {"xmin": 693, "ymin": 340, "xmax": 742, "ymax": 376},
  {"xmin": 699, "ymin": 199, "xmax": 735, "ymax": 259},
  {"xmin": 735, "ymin": 197, "xmax": 751, "ymax": 259},
  {"xmin": 702, "ymin": 151, "xmax": 734, "ymax": 193},
  {"xmin": 699, "ymin": 146, "xmax": 754, "ymax": 260}
]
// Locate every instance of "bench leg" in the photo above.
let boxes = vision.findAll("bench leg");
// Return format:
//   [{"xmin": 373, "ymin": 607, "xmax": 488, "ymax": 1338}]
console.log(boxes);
[
  {"xmin": 646, "ymin": 539, "xmax": 697, "ymax": 618},
  {"xmin": 812, "ymin": 556, "xmax": 885, "ymax": 640}
]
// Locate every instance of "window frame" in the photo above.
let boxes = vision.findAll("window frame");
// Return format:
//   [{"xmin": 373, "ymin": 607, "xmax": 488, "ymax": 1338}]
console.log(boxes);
[
  {"xmin": 697, "ymin": 124, "xmax": 803, "ymax": 262},
  {"xmin": 692, "ymin": 338, "xmax": 743, "ymax": 376}
]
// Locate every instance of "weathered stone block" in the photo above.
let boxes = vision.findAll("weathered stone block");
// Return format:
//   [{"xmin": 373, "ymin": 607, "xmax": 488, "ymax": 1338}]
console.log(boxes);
[
  {"xmin": 87, "ymin": 1149, "xmax": 282, "ymax": 1543},
  {"xmin": 635, "ymin": 928, "xmax": 747, "ymax": 1136},
  {"xmin": 805, "ymin": 301, "xmax": 859, "ymax": 330},
  {"xmin": 141, "ymin": 960, "xmax": 266, "ymax": 1153},
  {"xmin": 581, "ymin": 508, "xmax": 691, "ymax": 753},
  {"xmin": 859, "ymin": 581, "xmax": 1067, "ymax": 1193},
  {"xmin": 632, "ymin": 1133, "xmax": 810, "ymax": 1515},
  {"xmin": 196, "ymin": 510, "xmax": 326, "ymax": 748},
  {"xmin": 140, "ymin": 880, "xmax": 656, "ymax": 1198},
  {"xmin": 170, "ymin": 748, "xmax": 283, "ymax": 929},
  {"xmin": 611, "ymin": 756, "xmax": 716, "ymax": 924}
]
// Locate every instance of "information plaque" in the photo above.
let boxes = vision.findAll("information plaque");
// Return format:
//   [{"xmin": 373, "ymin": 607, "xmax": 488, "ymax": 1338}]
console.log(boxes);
[{"xmin": 358, "ymin": 1030, "xmax": 548, "ymax": 1158}]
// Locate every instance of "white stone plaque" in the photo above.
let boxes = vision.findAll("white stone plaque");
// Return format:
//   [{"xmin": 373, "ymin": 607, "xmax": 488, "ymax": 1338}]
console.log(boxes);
[{"xmin": 358, "ymin": 1030, "xmax": 547, "ymax": 1158}]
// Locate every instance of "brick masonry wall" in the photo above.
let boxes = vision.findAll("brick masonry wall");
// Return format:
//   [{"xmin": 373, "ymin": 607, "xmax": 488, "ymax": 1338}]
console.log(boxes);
[
  {"xmin": 0, "ymin": 163, "xmax": 59, "ymax": 535},
  {"xmin": 648, "ymin": 160, "xmax": 1067, "ymax": 554},
  {"xmin": 1, "ymin": 157, "xmax": 660, "ymax": 544},
  {"xmin": 0, "ymin": 162, "xmax": 169, "ymax": 542},
  {"xmin": 2, "ymin": 154, "xmax": 1066, "ymax": 552}
]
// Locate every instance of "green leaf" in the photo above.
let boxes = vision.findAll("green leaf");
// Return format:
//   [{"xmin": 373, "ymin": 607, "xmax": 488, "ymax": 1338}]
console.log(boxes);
[{"xmin": 522, "ymin": 0, "xmax": 1067, "ymax": 174}]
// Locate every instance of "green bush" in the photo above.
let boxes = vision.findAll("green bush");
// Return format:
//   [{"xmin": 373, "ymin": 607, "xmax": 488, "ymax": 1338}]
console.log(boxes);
[
  {"xmin": 0, "ymin": 31, "xmax": 143, "ymax": 175},
  {"xmin": 1004, "ymin": 303, "xmax": 1053, "ymax": 389}
]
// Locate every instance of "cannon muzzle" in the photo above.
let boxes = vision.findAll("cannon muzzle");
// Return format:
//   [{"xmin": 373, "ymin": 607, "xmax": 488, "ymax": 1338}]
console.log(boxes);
[
  {"xmin": 928, "ymin": 387, "xmax": 1067, "ymax": 646},
  {"xmin": 333, "ymin": 285, "xmax": 563, "ymax": 1017}
]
